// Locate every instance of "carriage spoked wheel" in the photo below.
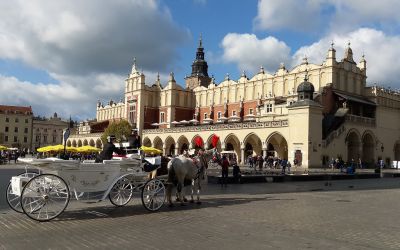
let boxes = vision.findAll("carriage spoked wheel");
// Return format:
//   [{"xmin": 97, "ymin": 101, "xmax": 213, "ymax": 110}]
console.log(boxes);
[
  {"xmin": 141, "ymin": 178, "xmax": 166, "ymax": 212},
  {"xmin": 21, "ymin": 174, "xmax": 70, "ymax": 222},
  {"xmin": 6, "ymin": 172, "xmax": 38, "ymax": 213},
  {"xmin": 109, "ymin": 176, "xmax": 133, "ymax": 207}
]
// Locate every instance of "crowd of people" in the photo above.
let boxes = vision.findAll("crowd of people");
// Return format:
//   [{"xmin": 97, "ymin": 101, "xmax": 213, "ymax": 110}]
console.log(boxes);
[
  {"xmin": 0, "ymin": 149, "xmax": 27, "ymax": 164},
  {"xmin": 247, "ymin": 155, "xmax": 293, "ymax": 174}
]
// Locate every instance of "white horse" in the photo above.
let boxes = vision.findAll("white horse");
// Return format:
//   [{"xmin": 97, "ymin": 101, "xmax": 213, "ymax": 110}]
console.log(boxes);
[{"xmin": 166, "ymin": 149, "xmax": 219, "ymax": 206}]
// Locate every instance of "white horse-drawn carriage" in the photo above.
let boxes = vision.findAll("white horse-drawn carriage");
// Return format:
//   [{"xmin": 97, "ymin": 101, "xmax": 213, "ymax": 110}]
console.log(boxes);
[{"xmin": 6, "ymin": 153, "xmax": 166, "ymax": 221}]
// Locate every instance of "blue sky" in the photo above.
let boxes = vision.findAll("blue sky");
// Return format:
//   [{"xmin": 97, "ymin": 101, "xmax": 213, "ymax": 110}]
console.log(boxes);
[{"xmin": 0, "ymin": 0, "xmax": 399, "ymax": 120}]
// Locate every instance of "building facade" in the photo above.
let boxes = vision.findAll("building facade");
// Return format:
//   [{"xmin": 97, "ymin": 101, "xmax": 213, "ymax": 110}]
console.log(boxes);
[
  {"xmin": 71, "ymin": 39, "xmax": 400, "ymax": 167},
  {"xmin": 31, "ymin": 113, "xmax": 70, "ymax": 151},
  {"xmin": 0, "ymin": 105, "xmax": 33, "ymax": 150}
]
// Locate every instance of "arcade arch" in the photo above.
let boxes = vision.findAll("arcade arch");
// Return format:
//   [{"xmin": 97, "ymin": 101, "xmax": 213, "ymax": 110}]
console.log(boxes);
[
  {"xmin": 266, "ymin": 132, "xmax": 288, "ymax": 159},
  {"xmin": 206, "ymin": 134, "xmax": 222, "ymax": 151},
  {"xmin": 83, "ymin": 139, "xmax": 88, "ymax": 146},
  {"xmin": 243, "ymin": 133, "xmax": 262, "ymax": 159},
  {"xmin": 142, "ymin": 137, "xmax": 152, "ymax": 147},
  {"xmin": 72, "ymin": 140, "xmax": 77, "ymax": 147},
  {"xmin": 77, "ymin": 140, "xmax": 82, "ymax": 147},
  {"xmin": 362, "ymin": 132, "xmax": 375, "ymax": 167},
  {"xmin": 224, "ymin": 134, "xmax": 241, "ymax": 162},
  {"xmin": 346, "ymin": 130, "xmax": 361, "ymax": 162},
  {"xmin": 96, "ymin": 139, "xmax": 102, "ymax": 148},
  {"xmin": 177, "ymin": 135, "xmax": 189, "ymax": 154},
  {"xmin": 164, "ymin": 136, "xmax": 176, "ymax": 156},
  {"xmin": 89, "ymin": 139, "xmax": 95, "ymax": 147},
  {"xmin": 67, "ymin": 141, "xmax": 71, "ymax": 147},
  {"xmin": 191, "ymin": 134, "xmax": 204, "ymax": 149},
  {"xmin": 153, "ymin": 137, "xmax": 163, "ymax": 151}
]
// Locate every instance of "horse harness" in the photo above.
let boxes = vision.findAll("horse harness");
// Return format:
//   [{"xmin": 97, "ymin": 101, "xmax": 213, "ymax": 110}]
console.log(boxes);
[{"xmin": 191, "ymin": 156, "xmax": 206, "ymax": 180}]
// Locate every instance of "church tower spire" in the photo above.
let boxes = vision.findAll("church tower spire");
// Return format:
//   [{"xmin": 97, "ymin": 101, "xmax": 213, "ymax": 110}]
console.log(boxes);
[{"xmin": 185, "ymin": 34, "xmax": 211, "ymax": 89}]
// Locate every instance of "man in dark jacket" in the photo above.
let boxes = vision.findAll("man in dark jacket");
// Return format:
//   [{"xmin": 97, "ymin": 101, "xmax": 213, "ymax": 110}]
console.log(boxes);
[
  {"xmin": 95, "ymin": 135, "xmax": 125, "ymax": 163},
  {"xmin": 128, "ymin": 129, "xmax": 141, "ymax": 152}
]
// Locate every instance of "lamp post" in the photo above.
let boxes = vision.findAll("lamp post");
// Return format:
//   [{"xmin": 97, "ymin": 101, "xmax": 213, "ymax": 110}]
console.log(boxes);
[{"xmin": 63, "ymin": 128, "xmax": 70, "ymax": 160}]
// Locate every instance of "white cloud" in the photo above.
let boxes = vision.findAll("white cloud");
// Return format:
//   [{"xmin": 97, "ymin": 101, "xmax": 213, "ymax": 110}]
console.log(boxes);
[
  {"xmin": 330, "ymin": 0, "xmax": 400, "ymax": 32},
  {"xmin": 220, "ymin": 29, "xmax": 400, "ymax": 88},
  {"xmin": 0, "ymin": 0, "xmax": 189, "ymax": 75},
  {"xmin": 254, "ymin": 0, "xmax": 400, "ymax": 33},
  {"xmin": 221, "ymin": 33, "xmax": 291, "ymax": 74},
  {"xmin": 254, "ymin": 0, "xmax": 323, "ymax": 31},
  {"xmin": 293, "ymin": 28, "xmax": 400, "ymax": 87},
  {"xmin": 0, "ymin": 0, "xmax": 189, "ymax": 119},
  {"xmin": 0, "ymin": 73, "xmax": 125, "ymax": 121}
]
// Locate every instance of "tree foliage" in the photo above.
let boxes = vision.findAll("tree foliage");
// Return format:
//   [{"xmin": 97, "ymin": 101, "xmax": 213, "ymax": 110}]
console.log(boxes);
[{"xmin": 101, "ymin": 120, "xmax": 132, "ymax": 144}]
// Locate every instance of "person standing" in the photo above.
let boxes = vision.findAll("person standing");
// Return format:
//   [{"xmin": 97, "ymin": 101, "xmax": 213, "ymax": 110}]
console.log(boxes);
[
  {"xmin": 281, "ymin": 159, "xmax": 287, "ymax": 174},
  {"xmin": 221, "ymin": 155, "xmax": 229, "ymax": 187},
  {"xmin": 128, "ymin": 129, "xmax": 141, "ymax": 152}
]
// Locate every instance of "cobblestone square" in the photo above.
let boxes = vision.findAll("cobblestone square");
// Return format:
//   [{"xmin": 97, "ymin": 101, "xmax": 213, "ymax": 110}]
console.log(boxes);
[{"xmin": 1, "ymin": 178, "xmax": 400, "ymax": 250}]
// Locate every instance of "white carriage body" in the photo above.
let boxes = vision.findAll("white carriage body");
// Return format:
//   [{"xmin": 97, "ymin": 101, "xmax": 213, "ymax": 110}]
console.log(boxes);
[
  {"xmin": 10, "ymin": 155, "xmax": 166, "ymax": 221},
  {"xmin": 17, "ymin": 156, "xmax": 161, "ymax": 193}
]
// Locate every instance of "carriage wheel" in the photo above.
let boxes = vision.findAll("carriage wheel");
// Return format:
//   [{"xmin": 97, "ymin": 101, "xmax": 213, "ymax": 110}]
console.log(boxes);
[
  {"xmin": 141, "ymin": 178, "xmax": 165, "ymax": 212},
  {"xmin": 21, "ymin": 174, "xmax": 70, "ymax": 222},
  {"xmin": 109, "ymin": 176, "xmax": 133, "ymax": 207},
  {"xmin": 6, "ymin": 172, "xmax": 38, "ymax": 213}
]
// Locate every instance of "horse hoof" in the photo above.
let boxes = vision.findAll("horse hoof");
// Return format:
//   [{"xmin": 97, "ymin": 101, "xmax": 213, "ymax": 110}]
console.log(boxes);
[
  {"xmin": 196, "ymin": 201, "xmax": 202, "ymax": 205},
  {"xmin": 168, "ymin": 203, "xmax": 174, "ymax": 208},
  {"xmin": 175, "ymin": 198, "xmax": 180, "ymax": 202},
  {"xmin": 183, "ymin": 198, "xmax": 188, "ymax": 202},
  {"xmin": 189, "ymin": 199, "xmax": 194, "ymax": 203}
]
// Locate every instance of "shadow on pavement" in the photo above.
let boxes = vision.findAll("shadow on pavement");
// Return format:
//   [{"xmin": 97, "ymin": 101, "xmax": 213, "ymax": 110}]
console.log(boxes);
[{"xmin": 55, "ymin": 195, "xmax": 291, "ymax": 222}]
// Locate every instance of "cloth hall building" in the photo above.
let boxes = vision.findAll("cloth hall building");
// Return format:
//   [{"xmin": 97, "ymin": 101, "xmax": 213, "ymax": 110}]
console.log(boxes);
[{"xmin": 68, "ymin": 39, "xmax": 400, "ymax": 168}]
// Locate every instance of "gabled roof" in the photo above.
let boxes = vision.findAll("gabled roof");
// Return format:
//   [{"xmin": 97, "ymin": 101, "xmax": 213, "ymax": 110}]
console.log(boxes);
[{"xmin": 0, "ymin": 105, "xmax": 32, "ymax": 114}]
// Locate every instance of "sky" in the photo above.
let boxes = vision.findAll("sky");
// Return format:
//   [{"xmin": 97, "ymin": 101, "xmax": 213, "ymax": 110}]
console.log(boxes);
[{"xmin": 0, "ymin": 0, "xmax": 399, "ymax": 121}]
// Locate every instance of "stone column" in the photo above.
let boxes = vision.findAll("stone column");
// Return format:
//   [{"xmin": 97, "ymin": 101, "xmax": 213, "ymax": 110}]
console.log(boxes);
[
  {"xmin": 240, "ymin": 143, "xmax": 245, "ymax": 165},
  {"xmin": 262, "ymin": 141, "xmax": 267, "ymax": 158},
  {"xmin": 163, "ymin": 146, "xmax": 167, "ymax": 156},
  {"xmin": 174, "ymin": 144, "xmax": 179, "ymax": 156}
]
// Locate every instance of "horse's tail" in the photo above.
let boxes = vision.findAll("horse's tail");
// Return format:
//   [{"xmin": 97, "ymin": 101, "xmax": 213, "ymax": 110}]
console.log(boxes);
[{"xmin": 166, "ymin": 158, "xmax": 176, "ymax": 185}]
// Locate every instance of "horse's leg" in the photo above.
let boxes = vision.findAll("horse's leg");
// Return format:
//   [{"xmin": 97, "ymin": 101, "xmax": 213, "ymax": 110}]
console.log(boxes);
[
  {"xmin": 190, "ymin": 179, "xmax": 195, "ymax": 203},
  {"xmin": 166, "ymin": 184, "xmax": 174, "ymax": 207},
  {"xmin": 196, "ymin": 178, "xmax": 202, "ymax": 205},
  {"xmin": 176, "ymin": 178, "xmax": 185, "ymax": 206}
]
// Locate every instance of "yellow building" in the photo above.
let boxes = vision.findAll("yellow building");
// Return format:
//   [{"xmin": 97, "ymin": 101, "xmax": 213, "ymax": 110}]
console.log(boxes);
[
  {"xmin": 0, "ymin": 105, "xmax": 33, "ymax": 150},
  {"xmin": 72, "ymin": 39, "xmax": 400, "ymax": 167}
]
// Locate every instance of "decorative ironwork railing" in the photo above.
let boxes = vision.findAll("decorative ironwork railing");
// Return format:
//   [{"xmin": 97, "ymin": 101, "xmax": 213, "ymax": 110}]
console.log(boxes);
[
  {"xmin": 143, "ymin": 120, "xmax": 288, "ymax": 134},
  {"xmin": 345, "ymin": 115, "xmax": 376, "ymax": 126}
]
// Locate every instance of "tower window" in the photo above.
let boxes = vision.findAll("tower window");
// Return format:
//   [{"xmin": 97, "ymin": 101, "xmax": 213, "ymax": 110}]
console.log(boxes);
[
  {"xmin": 160, "ymin": 112, "xmax": 165, "ymax": 123},
  {"xmin": 266, "ymin": 104, "xmax": 273, "ymax": 113},
  {"xmin": 204, "ymin": 113, "xmax": 208, "ymax": 119}
]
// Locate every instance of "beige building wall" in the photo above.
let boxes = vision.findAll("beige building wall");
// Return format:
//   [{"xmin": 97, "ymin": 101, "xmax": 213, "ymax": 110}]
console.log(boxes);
[
  {"xmin": 0, "ymin": 105, "xmax": 33, "ymax": 150},
  {"xmin": 32, "ymin": 113, "xmax": 69, "ymax": 151}
]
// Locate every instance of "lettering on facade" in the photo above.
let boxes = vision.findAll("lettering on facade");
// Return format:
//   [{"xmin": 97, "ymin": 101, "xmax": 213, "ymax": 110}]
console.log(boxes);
[{"xmin": 143, "ymin": 120, "xmax": 289, "ymax": 134}]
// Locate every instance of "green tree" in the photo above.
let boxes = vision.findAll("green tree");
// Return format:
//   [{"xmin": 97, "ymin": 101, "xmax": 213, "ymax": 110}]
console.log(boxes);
[{"xmin": 101, "ymin": 120, "xmax": 132, "ymax": 144}]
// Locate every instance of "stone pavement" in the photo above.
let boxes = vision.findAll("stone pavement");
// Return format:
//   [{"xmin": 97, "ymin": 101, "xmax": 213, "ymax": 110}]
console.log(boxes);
[{"xmin": 1, "ymin": 178, "xmax": 400, "ymax": 249}]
